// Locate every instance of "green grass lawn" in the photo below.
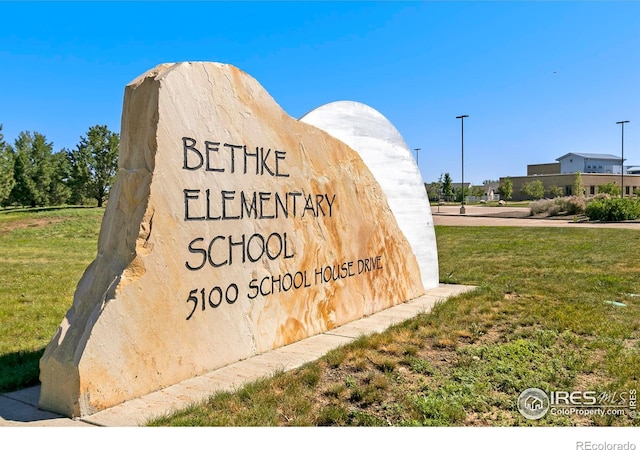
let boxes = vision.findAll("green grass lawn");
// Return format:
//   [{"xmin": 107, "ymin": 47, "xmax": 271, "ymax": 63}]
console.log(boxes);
[
  {"xmin": 1, "ymin": 208, "xmax": 638, "ymax": 426},
  {"xmin": 0, "ymin": 206, "xmax": 104, "ymax": 392}
]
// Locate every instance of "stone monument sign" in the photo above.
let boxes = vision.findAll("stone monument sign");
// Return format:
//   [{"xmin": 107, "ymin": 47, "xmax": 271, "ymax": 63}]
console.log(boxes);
[{"xmin": 39, "ymin": 62, "xmax": 435, "ymax": 418}]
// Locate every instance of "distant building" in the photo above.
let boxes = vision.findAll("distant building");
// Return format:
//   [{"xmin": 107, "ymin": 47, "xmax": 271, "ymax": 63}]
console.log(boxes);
[
  {"xmin": 482, "ymin": 182, "xmax": 499, "ymax": 201},
  {"xmin": 627, "ymin": 166, "xmax": 640, "ymax": 175},
  {"xmin": 528, "ymin": 163, "xmax": 560, "ymax": 176},
  {"xmin": 465, "ymin": 181, "xmax": 500, "ymax": 202},
  {"xmin": 500, "ymin": 152, "xmax": 640, "ymax": 201},
  {"xmin": 450, "ymin": 182, "xmax": 473, "ymax": 192},
  {"xmin": 556, "ymin": 152, "xmax": 623, "ymax": 174}
]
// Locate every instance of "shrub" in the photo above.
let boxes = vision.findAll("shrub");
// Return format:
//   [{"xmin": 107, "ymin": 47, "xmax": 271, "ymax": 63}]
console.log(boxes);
[
  {"xmin": 597, "ymin": 183, "xmax": 621, "ymax": 197},
  {"xmin": 529, "ymin": 199, "xmax": 552, "ymax": 216},
  {"xmin": 585, "ymin": 197, "xmax": 640, "ymax": 221},
  {"xmin": 585, "ymin": 200, "xmax": 607, "ymax": 221},
  {"xmin": 548, "ymin": 203, "xmax": 562, "ymax": 217},
  {"xmin": 547, "ymin": 185, "xmax": 563, "ymax": 198},
  {"xmin": 529, "ymin": 196, "xmax": 586, "ymax": 217},
  {"xmin": 554, "ymin": 196, "xmax": 586, "ymax": 216}
]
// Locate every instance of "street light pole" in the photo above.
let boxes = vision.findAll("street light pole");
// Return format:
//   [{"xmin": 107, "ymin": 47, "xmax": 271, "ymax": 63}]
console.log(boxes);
[
  {"xmin": 456, "ymin": 115, "xmax": 469, "ymax": 214},
  {"xmin": 617, "ymin": 120, "xmax": 629, "ymax": 198},
  {"xmin": 414, "ymin": 148, "xmax": 421, "ymax": 165}
]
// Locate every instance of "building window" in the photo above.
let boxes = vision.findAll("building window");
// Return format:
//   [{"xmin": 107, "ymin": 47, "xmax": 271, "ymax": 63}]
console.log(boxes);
[
  {"xmin": 565, "ymin": 186, "xmax": 572, "ymax": 196},
  {"xmin": 590, "ymin": 186, "xmax": 595, "ymax": 195},
  {"xmin": 626, "ymin": 186, "xmax": 630, "ymax": 195}
]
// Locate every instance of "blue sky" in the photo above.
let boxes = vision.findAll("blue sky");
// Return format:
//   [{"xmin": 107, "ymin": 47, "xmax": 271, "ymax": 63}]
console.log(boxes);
[{"xmin": 1, "ymin": 1, "xmax": 638, "ymax": 185}]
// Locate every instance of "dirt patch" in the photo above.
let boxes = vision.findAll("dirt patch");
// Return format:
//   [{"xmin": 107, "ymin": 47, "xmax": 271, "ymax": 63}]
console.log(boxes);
[
  {"xmin": 0, "ymin": 217, "xmax": 66, "ymax": 234},
  {"xmin": 481, "ymin": 210, "xmax": 532, "ymax": 219}
]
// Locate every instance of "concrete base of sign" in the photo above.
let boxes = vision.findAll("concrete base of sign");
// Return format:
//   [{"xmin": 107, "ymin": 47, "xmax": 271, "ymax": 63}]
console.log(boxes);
[{"xmin": 2, "ymin": 284, "xmax": 474, "ymax": 427}]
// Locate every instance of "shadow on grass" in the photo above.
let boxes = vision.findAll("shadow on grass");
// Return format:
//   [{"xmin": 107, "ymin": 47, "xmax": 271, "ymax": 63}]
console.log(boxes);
[{"xmin": 0, "ymin": 348, "xmax": 44, "ymax": 394}]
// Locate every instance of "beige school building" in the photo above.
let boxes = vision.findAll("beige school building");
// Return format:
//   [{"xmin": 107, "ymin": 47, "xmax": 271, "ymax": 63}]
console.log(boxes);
[{"xmin": 502, "ymin": 153, "xmax": 640, "ymax": 201}]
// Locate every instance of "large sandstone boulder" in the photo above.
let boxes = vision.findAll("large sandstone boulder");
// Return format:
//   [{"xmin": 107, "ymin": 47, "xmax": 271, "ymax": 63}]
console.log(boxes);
[{"xmin": 39, "ymin": 62, "xmax": 428, "ymax": 417}]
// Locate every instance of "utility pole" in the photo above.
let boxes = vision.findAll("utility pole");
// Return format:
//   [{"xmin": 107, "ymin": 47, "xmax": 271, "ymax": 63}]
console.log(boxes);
[
  {"xmin": 616, "ymin": 120, "xmax": 629, "ymax": 197},
  {"xmin": 456, "ymin": 115, "xmax": 469, "ymax": 214}
]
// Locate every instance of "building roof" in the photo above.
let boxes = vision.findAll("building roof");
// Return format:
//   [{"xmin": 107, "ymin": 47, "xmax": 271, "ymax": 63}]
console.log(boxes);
[{"xmin": 556, "ymin": 152, "xmax": 622, "ymax": 162}]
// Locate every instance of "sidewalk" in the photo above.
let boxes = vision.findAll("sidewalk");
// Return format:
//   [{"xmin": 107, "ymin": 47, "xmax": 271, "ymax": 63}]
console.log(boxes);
[
  {"xmin": 0, "ymin": 283, "xmax": 475, "ymax": 427},
  {"xmin": 433, "ymin": 204, "xmax": 640, "ymax": 229},
  {"xmin": 432, "ymin": 204, "xmax": 531, "ymax": 218}
]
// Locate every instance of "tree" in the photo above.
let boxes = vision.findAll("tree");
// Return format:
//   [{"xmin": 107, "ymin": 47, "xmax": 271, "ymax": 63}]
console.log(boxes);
[
  {"xmin": 547, "ymin": 185, "xmax": 563, "ymax": 198},
  {"xmin": 48, "ymin": 150, "xmax": 72, "ymax": 206},
  {"xmin": 498, "ymin": 177, "xmax": 513, "ymax": 202},
  {"xmin": 425, "ymin": 178, "xmax": 442, "ymax": 202},
  {"xmin": 0, "ymin": 125, "xmax": 15, "ymax": 206},
  {"xmin": 455, "ymin": 185, "xmax": 471, "ymax": 203},
  {"xmin": 573, "ymin": 172, "xmax": 585, "ymax": 198},
  {"xmin": 442, "ymin": 172, "xmax": 453, "ymax": 201},
  {"xmin": 471, "ymin": 185, "xmax": 485, "ymax": 199},
  {"xmin": 597, "ymin": 182, "xmax": 621, "ymax": 197},
  {"xmin": 9, "ymin": 131, "xmax": 62, "ymax": 207},
  {"xmin": 68, "ymin": 125, "xmax": 119, "ymax": 207},
  {"xmin": 520, "ymin": 180, "xmax": 545, "ymax": 200}
]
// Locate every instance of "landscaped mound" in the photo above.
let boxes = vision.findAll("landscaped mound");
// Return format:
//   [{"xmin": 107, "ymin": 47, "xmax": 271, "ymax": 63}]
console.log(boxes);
[{"xmin": 530, "ymin": 195, "xmax": 640, "ymax": 222}]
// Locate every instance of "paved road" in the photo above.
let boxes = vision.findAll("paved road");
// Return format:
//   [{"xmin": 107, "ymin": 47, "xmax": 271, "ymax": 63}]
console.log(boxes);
[{"xmin": 432, "ymin": 205, "xmax": 640, "ymax": 229}]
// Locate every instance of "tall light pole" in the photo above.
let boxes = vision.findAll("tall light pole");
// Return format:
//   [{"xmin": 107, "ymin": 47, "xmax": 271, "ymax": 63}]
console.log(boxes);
[
  {"xmin": 616, "ymin": 120, "xmax": 629, "ymax": 197},
  {"xmin": 414, "ymin": 148, "xmax": 421, "ymax": 165},
  {"xmin": 456, "ymin": 115, "xmax": 469, "ymax": 214}
]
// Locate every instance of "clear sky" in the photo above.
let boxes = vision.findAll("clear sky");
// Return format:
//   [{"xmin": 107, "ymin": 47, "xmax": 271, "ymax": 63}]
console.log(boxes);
[{"xmin": 1, "ymin": 1, "xmax": 638, "ymax": 185}]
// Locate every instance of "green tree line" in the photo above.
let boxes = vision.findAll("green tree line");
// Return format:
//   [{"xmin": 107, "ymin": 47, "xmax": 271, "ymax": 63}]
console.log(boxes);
[{"xmin": 0, "ymin": 124, "xmax": 119, "ymax": 208}]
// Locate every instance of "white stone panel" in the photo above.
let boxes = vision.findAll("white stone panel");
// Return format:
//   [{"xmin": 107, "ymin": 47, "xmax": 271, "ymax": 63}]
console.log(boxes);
[{"xmin": 300, "ymin": 101, "xmax": 439, "ymax": 289}]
